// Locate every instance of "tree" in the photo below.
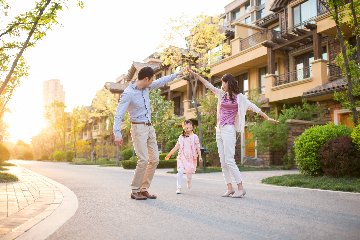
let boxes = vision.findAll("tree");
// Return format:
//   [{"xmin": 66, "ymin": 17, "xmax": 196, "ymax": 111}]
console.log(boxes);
[
  {"xmin": 69, "ymin": 106, "xmax": 90, "ymax": 157},
  {"xmin": 320, "ymin": 0, "xmax": 360, "ymax": 125},
  {"xmin": 0, "ymin": 0, "xmax": 84, "ymax": 122},
  {"xmin": 150, "ymin": 89, "xmax": 182, "ymax": 152},
  {"xmin": 12, "ymin": 140, "xmax": 33, "ymax": 159},
  {"xmin": 31, "ymin": 127, "xmax": 58, "ymax": 159},
  {"xmin": 199, "ymin": 93, "xmax": 218, "ymax": 165},
  {"xmin": 45, "ymin": 101, "xmax": 67, "ymax": 150},
  {"xmin": 160, "ymin": 15, "xmax": 231, "ymax": 145}
]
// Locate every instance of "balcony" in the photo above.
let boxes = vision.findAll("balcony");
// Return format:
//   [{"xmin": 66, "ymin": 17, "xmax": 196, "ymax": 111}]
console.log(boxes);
[
  {"xmin": 211, "ymin": 29, "xmax": 275, "ymax": 76},
  {"xmin": 265, "ymin": 59, "xmax": 329, "ymax": 102},
  {"xmin": 274, "ymin": 67, "xmax": 312, "ymax": 86},
  {"xmin": 239, "ymin": 30, "xmax": 269, "ymax": 51}
]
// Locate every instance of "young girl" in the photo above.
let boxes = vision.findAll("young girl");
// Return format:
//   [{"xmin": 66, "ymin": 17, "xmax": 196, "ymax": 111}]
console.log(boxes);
[
  {"xmin": 165, "ymin": 120, "xmax": 202, "ymax": 194},
  {"xmin": 188, "ymin": 68, "xmax": 277, "ymax": 198}
]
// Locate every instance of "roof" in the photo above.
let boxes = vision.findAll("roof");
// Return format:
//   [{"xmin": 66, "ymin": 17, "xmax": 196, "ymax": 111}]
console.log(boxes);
[
  {"xmin": 104, "ymin": 82, "xmax": 129, "ymax": 93},
  {"xmin": 270, "ymin": 0, "xmax": 289, "ymax": 12},
  {"xmin": 127, "ymin": 61, "xmax": 162, "ymax": 81},
  {"xmin": 303, "ymin": 78, "xmax": 347, "ymax": 98}
]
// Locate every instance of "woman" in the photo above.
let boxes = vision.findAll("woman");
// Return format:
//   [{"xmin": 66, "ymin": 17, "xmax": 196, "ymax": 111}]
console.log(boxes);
[{"xmin": 188, "ymin": 68, "xmax": 277, "ymax": 198}]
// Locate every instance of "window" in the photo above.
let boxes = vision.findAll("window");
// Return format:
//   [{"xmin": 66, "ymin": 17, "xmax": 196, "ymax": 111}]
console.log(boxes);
[
  {"xmin": 222, "ymin": 16, "xmax": 228, "ymax": 26},
  {"xmin": 257, "ymin": 9, "xmax": 265, "ymax": 20},
  {"xmin": 292, "ymin": 0, "xmax": 317, "ymax": 27},
  {"xmin": 244, "ymin": 16, "xmax": 251, "ymax": 24},
  {"xmin": 232, "ymin": 8, "xmax": 240, "ymax": 21},
  {"xmin": 245, "ymin": 1, "xmax": 251, "ymax": 12},
  {"xmin": 257, "ymin": 0, "xmax": 265, "ymax": 6},
  {"xmin": 173, "ymin": 96, "xmax": 181, "ymax": 116},
  {"xmin": 295, "ymin": 52, "xmax": 314, "ymax": 80},
  {"xmin": 239, "ymin": 73, "xmax": 249, "ymax": 95},
  {"xmin": 272, "ymin": 25, "xmax": 280, "ymax": 32},
  {"xmin": 258, "ymin": 67, "xmax": 267, "ymax": 94}
]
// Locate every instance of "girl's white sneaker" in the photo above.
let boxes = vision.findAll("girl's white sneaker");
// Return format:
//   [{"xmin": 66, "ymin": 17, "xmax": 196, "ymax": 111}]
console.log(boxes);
[{"xmin": 176, "ymin": 188, "xmax": 181, "ymax": 194}]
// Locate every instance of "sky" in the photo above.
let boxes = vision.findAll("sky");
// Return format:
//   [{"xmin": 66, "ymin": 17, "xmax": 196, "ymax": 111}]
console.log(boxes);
[{"xmin": 3, "ymin": 0, "xmax": 230, "ymax": 143}]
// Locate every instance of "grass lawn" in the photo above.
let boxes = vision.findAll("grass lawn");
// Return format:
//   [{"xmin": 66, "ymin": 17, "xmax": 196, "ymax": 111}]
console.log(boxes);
[
  {"xmin": 0, "ymin": 172, "xmax": 18, "ymax": 183},
  {"xmin": 0, "ymin": 166, "xmax": 8, "ymax": 171},
  {"xmin": 262, "ymin": 174, "xmax": 360, "ymax": 193},
  {"xmin": 0, "ymin": 161, "xmax": 16, "ymax": 167}
]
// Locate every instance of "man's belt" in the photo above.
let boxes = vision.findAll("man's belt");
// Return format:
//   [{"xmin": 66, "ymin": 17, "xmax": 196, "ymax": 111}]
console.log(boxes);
[{"xmin": 131, "ymin": 122, "xmax": 152, "ymax": 126}]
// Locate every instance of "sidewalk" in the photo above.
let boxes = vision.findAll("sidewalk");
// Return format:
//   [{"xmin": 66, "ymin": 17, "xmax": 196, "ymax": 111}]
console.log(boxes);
[{"xmin": 0, "ymin": 164, "xmax": 63, "ymax": 240}]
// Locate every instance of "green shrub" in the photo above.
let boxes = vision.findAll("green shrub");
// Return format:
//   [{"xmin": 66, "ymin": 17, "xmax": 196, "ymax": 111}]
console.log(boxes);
[
  {"xmin": 159, "ymin": 153, "xmax": 176, "ymax": 160},
  {"xmin": 158, "ymin": 160, "xmax": 177, "ymax": 168},
  {"xmin": 40, "ymin": 155, "xmax": 49, "ymax": 161},
  {"xmin": 120, "ymin": 148, "xmax": 135, "ymax": 160},
  {"xmin": 65, "ymin": 151, "xmax": 74, "ymax": 162},
  {"xmin": 319, "ymin": 136, "xmax": 360, "ymax": 177},
  {"xmin": 0, "ymin": 143, "xmax": 10, "ymax": 162},
  {"xmin": 52, "ymin": 150, "xmax": 66, "ymax": 162},
  {"xmin": 294, "ymin": 123, "xmax": 351, "ymax": 176},
  {"xmin": 351, "ymin": 125, "xmax": 360, "ymax": 151},
  {"xmin": 121, "ymin": 160, "xmax": 137, "ymax": 169},
  {"xmin": 121, "ymin": 159, "xmax": 177, "ymax": 169}
]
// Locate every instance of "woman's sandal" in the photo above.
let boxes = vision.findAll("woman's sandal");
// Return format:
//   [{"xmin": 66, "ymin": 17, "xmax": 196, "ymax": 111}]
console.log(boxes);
[{"xmin": 221, "ymin": 190, "xmax": 235, "ymax": 197}]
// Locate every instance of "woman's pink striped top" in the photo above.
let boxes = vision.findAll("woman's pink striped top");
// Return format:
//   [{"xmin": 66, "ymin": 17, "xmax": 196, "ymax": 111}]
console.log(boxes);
[{"xmin": 218, "ymin": 95, "xmax": 238, "ymax": 126}]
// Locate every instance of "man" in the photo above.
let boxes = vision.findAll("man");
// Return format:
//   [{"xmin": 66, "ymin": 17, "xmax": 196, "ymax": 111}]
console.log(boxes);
[{"xmin": 113, "ymin": 67, "xmax": 183, "ymax": 200}]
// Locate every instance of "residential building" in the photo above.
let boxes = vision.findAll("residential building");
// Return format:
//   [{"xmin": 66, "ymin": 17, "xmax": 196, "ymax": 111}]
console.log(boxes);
[{"xmin": 211, "ymin": 0, "xmax": 359, "ymax": 165}]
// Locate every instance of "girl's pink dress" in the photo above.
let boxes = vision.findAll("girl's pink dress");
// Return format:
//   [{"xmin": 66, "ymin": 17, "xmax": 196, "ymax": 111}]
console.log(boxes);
[{"xmin": 177, "ymin": 134, "xmax": 200, "ymax": 174}]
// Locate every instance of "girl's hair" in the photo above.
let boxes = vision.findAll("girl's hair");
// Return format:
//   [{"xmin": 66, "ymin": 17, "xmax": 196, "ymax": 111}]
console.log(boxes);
[
  {"xmin": 182, "ymin": 120, "xmax": 193, "ymax": 137},
  {"xmin": 221, "ymin": 74, "xmax": 239, "ymax": 101}
]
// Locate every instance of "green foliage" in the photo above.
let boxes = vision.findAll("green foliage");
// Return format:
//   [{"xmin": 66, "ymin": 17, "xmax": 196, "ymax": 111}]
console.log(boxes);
[
  {"xmin": 52, "ymin": 150, "xmax": 65, "ymax": 161},
  {"xmin": 262, "ymin": 173, "xmax": 360, "ymax": 193},
  {"xmin": 294, "ymin": 124, "xmax": 351, "ymax": 176},
  {"xmin": 0, "ymin": 172, "xmax": 18, "ymax": 183},
  {"xmin": 157, "ymin": 160, "xmax": 177, "ymax": 168},
  {"xmin": 351, "ymin": 124, "xmax": 360, "ymax": 150},
  {"xmin": 121, "ymin": 159, "xmax": 177, "ymax": 169},
  {"xmin": 159, "ymin": 15, "xmax": 230, "ymax": 78},
  {"xmin": 319, "ymin": 136, "xmax": 360, "ymax": 177},
  {"xmin": 120, "ymin": 147, "xmax": 134, "ymax": 160},
  {"xmin": 121, "ymin": 160, "xmax": 137, "ymax": 169},
  {"xmin": 249, "ymin": 102, "xmax": 322, "ymax": 154},
  {"xmin": 65, "ymin": 151, "xmax": 74, "ymax": 162},
  {"xmin": 13, "ymin": 140, "xmax": 33, "ymax": 160},
  {"xmin": 199, "ymin": 93, "xmax": 218, "ymax": 165},
  {"xmin": 0, "ymin": 0, "xmax": 84, "ymax": 117},
  {"xmin": 0, "ymin": 143, "xmax": 10, "ymax": 162},
  {"xmin": 159, "ymin": 153, "xmax": 173, "ymax": 160},
  {"xmin": 150, "ymin": 89, "xmax": 182, "ymax": 152}
]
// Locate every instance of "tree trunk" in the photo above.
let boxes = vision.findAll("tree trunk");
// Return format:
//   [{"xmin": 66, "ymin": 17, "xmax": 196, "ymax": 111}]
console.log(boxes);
[
  {"xmin": 349, "ymin": 0, "xmax": 360, "ymax": 63},
  {"xmin": 333, "ymin": 4, "xmax": 359, "ymax": 125},
  {"xmin": 0, "ymin": 0, "xmax": 52, "ymax": 97}
]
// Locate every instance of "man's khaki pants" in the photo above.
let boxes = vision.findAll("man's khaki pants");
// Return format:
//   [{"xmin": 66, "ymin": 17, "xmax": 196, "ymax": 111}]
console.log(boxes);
[{"xmin": 130, "ymin": 124, "xmax": 159, "ymax": 193}]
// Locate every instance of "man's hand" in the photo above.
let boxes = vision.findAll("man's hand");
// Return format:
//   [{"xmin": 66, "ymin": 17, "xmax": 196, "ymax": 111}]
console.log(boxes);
[{"xmin": 115, "ymin": 138, "xmax": 123, "ymax": 147}]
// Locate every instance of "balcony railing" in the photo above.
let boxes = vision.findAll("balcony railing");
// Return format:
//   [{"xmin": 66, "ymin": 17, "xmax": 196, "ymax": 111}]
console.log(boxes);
[
  {"xmin": 288, "ymin": 16, "xmax": 318, "ymax": 32},
  {"xmin": 274, "ymin": 67, "xmax": 312, "ymax": 86},
  {"xmin": 239, "ymin": 30, "xmax": 269, "ymax": 51},
  {"xmin": 328, "ymin": 63, "xmax": 342, "ymax": 80}
]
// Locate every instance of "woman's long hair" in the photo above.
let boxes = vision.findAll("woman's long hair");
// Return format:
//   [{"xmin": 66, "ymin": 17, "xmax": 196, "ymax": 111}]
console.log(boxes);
[
  {"xmin": 182, "ymin": 120, "xmax": 193, "ymax": 137},
  {"xmin": 221, "ymin": 74, "xmax": 239, "ymax": 101}
]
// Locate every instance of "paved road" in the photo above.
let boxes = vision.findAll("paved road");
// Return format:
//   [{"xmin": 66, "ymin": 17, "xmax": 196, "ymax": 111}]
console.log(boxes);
[{"xmin": 16, "ymin": 161, "xmax": 360, "ymax": 240}]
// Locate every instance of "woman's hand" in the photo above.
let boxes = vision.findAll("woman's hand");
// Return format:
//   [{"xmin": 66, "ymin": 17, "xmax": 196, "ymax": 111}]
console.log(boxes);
[{"xmin": 267, "ymin": 117, "xmax": 279, "ymax": 124}]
